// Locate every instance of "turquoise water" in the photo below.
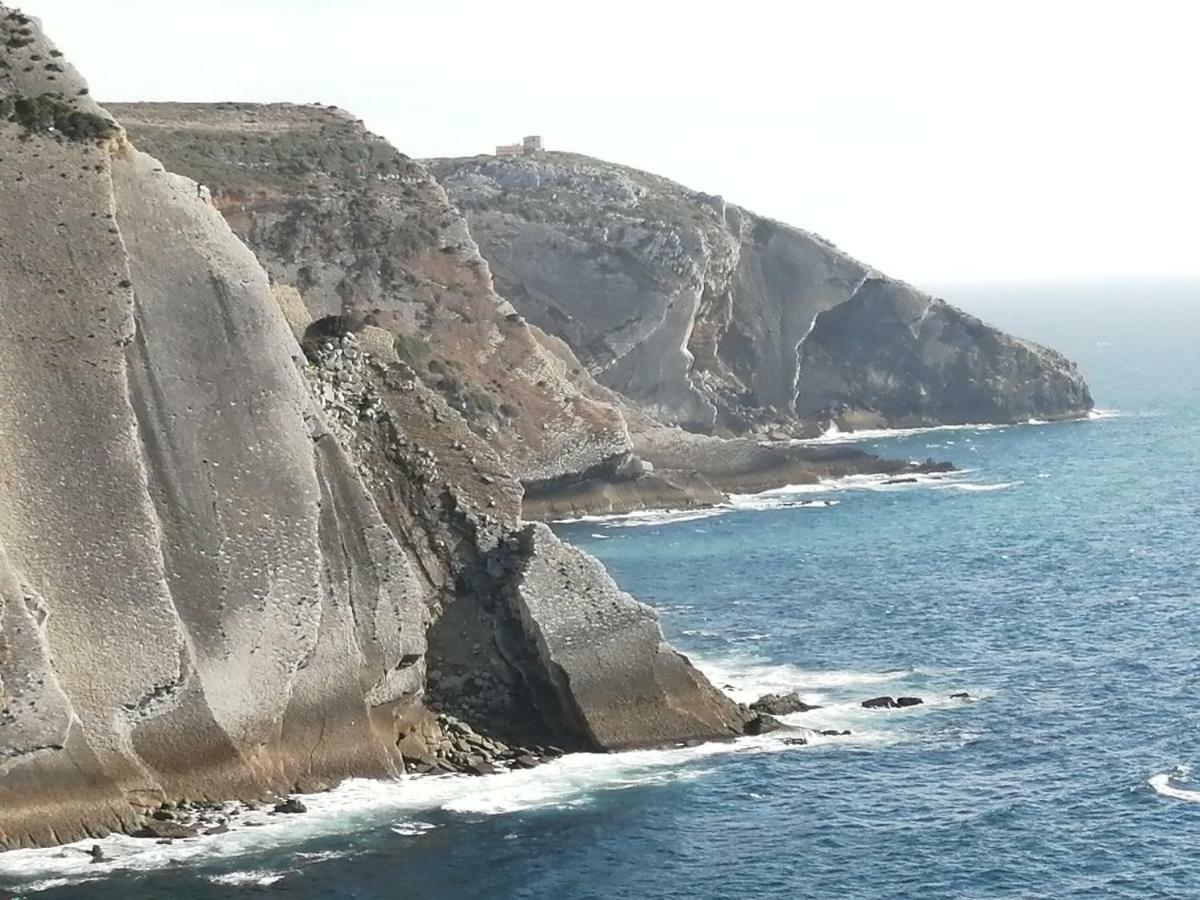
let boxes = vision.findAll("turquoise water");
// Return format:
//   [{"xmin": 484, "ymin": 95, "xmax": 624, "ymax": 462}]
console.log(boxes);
[{"xmin": 2, "ymin": 281, "xmax": 1197, "ymax": 898}]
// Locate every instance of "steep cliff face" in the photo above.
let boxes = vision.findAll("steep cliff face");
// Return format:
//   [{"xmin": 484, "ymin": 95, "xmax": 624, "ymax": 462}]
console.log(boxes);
[
  {"xmin": 108, "ymin": 104, "xmax": 632, "ymax": 486},
  {"xmin": 429, "ymin": 153, "xmax": 1093, "ymax": 434},
  {"xmin": 794, "ymin": 278, "xmax": 1094, "ymax": 427},
  {"xmin": 0, "ymin": 10, "xmax": 746, "ymax": 849}
]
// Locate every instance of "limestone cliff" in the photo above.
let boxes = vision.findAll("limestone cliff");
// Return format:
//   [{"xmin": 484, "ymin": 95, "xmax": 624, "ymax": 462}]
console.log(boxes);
[
  {"xmin": 0, "ymin": 9, "xmax": 746, "ymax": 849},
  {"xmin": 106, "ymin": 108, "xmax": 977, "ymax": 519},
  {"xmin": 106, "ymin": 103, "xmax": 632, "ymax": 487},
  {"xmin": 429, "ymin": 153, "xmax": 1093, "ymax": 434}
]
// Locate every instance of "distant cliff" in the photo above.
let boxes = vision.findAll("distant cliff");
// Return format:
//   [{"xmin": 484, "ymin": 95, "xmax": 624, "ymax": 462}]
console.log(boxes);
[
  {"xmin": 429, "ymin": 153, "xmax": 1093, "ymax": 434},
  {"xmin": 108, "ymin": 103, "xmax": 632, "ymax": 487},
  {"xmin": 113, "ymin": 105, "xmax": 962, "ymax": 519},
  {"xmin": 0, "ymin": 9, "xmax": 747, "ymax": 849}
]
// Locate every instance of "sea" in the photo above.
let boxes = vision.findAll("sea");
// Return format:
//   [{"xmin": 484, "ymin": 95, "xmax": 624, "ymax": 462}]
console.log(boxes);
[{"xmin": 1, "ymin": 279, "xmax": 1197, "ymax": 899}]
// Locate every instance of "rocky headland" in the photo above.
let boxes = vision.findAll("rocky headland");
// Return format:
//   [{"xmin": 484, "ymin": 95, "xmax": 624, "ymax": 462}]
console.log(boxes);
[
  {"xmin": 0, "ymin": 8, "xmax": 748, "ymax": 849},
  {"xmin": 0, "ymin": 3, "xmax": 1094, "ymax": 852},
  {"xmin": 428, "ymin": 152, "xmax": 1094, "ymax": 436},
  {"xmin": 110, "ymin": 104, "xmax": 1039, "ymax": 521}
]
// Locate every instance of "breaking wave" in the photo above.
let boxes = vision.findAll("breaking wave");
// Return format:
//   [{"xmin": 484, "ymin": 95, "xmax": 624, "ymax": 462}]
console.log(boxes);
[
  {"xmin": 729, "ymin": 470, "xmax": 967, "ymax": 506},
  {"xmin": 0, "ymin": 729, "xmax": 853, "ymax": 893},
  {"xmin": 1149, "ymin": 766, "xmax": 1200, "ymax": 803},
  {"xmin": 690, "ymin": 652, "xmax": 916, "ymax": 706},
  {"xmin": 553, "ymin": 507, "xmax": 728, "ymax": 527},
  {"xmin": 799, "ymin": 410, "xmax": 1117, "ymax": 446}
]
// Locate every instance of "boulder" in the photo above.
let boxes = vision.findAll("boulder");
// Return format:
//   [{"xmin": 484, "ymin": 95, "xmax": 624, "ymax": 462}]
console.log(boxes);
[
  {"xmin": 862, "ymin": 697, "xmax": 898, "ymax": 709},
  {"xmin": 862, "ymin": 696, "xmax": 923, "ymax": 709},
  {"xmin": 501, "ymin": 524, "xmax": 750, "ymax": 750},
  {"xmin": 134, "ymin": 821, "xmax": 198, "ymax": 840},
  {"xmin": 742, "ymin": 714, "xmax": 784, "ymax": 735},
  {"xmin": 273, "ymin": 798, "xmax": 307, "ymax": 814},
  {"xmin": 749, "ymin": 691, "xmax": 820, "ymax": 716}
]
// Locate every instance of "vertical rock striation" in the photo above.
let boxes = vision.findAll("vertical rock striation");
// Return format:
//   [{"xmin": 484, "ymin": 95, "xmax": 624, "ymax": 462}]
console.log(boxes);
[
  {"xmin": 108, "ymin": 103, "xmax": 633, "ymax": 486},
  {"xmin": 0, "ymin": 8, "xmax": 746, "ymax": 849},
  {"xmin": 429, "ymin": 153, "xmax": 1094, "ymax": 434}
]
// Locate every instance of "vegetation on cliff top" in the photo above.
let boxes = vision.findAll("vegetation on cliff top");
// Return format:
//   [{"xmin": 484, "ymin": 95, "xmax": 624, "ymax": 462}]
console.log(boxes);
[{"xmin": 0, "ymin": 92, "xmax": 117, "ymax": 141}]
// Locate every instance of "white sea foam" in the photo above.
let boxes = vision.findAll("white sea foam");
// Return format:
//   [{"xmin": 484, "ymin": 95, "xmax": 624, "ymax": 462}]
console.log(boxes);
[
  {"xmin": 691, "ymin": 653, "xmax": 914, "ymax": 706},
  {"xmin": 1149, "ymin": 766, "xmax": 1200, "ymax": 803},
  {"xmin": 557, "ymin": 467, "xmax": 1020, "ymax": 527},
  {"xmin": 730, "ymin": 470, "xmax": 967, "ymax": 506},
  {"xmin": 553, "ymin": 507, "xmax": 728, "ymax": 527},
  {"xmin": 934, "ymin": 480, "xmax": 1021, "ymax": 493},
  {"xmin": 390, "ymin": 821, "xmax": 439, "ymax": 836},
  {"xmin": 0, "ymin": 729, "xmax": 841, "ymax": 893},
  {"xmin": 726, "ymin": 495, "xmax": 840, "ymax": 512},
  {"xmin": 800, "ymin": 421, "xmax": 1010, "ymax": 445},
  {"xmin": 0, "ymin": 671, "xmax": 963, "ymax": 892},
  {"xmin": 799, "ymin": 410, "xmax": 1117, "ymax": 446},
  {"xmin": 207, "ymin": 869, "xmax": 286, "ymax": 886}
]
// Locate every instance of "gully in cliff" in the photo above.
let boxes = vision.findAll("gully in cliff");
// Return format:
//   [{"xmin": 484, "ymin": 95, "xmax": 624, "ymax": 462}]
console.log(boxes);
[{"xmin": 0, "ymin": 7, "xmax": 754, "ymax": 850}]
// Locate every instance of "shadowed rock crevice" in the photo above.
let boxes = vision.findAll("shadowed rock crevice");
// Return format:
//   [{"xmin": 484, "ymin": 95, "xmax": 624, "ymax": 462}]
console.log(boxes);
[{"xmin": 0, "ymin": 8, "xmax": 751, "ymax": 849}]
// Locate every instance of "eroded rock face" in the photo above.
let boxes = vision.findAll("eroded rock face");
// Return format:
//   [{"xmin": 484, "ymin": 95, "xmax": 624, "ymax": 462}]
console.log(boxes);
[
  {"xmin": 108, "ymin": 103, "xmax": 632, "ymax": 485},
  {"xmin": 0, "ymin": 10, "xmax": 747, "ymax": 848},
  {"xmin": 429, "ymin": 153, "xmax": 1093, "ymax": 433},
  {"xmin": 795, "ymin": 278, "xmax": 1093, "ymax": 428},
  {"xmin": 503, "ymin": 526, "xmax": 747, "ymax": 750}
]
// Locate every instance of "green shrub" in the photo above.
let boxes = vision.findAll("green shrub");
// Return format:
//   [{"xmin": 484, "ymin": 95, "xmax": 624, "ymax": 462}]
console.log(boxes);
[
  {"xmin": 394, "ymin": 332, "xmax": 432, "ymax": 368},
  {"xmin": 3, "ymin": 93, "xmax": 117, "ymax": 141}
]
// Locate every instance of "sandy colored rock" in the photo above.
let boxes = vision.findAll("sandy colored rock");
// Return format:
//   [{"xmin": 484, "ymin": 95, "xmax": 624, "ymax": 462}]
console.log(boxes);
[{"xmin": 0, "ymin": 9, "xmax": 756, "ymax": 848}]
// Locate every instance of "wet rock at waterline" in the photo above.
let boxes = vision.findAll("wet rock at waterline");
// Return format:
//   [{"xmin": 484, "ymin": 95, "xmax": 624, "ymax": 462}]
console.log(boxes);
[
  {"xmin": 750, "ymin": 691, "xmax": 821, "ymax": 716},
  {"xmin": 861, "ymin": 696, "xmax": 925, "ymax": 709}
]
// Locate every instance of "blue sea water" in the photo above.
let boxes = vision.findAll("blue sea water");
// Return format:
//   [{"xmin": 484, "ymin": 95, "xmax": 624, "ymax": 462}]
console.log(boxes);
[{"xmin": 2, "ymin": 280, "xmax": 1198, "ymax": 898}]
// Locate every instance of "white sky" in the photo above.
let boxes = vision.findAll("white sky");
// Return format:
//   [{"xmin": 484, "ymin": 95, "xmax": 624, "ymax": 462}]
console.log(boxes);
[{"xmin": 18, "ymin": 0, "xmax": 1200, "ymax": 283}]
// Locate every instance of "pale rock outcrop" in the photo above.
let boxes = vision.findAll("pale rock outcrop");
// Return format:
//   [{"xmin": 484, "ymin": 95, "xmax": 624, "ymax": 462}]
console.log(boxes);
[
  {"xmin": 0, "ymin": 9, "xmax": 746, "ymax": 848},
  {"xmin": 109, "ymin": 103, "xmax": 633, "ymax": 486},
  {"xmin": 429, "ymin": 153, "xmax": 1094, "ymax": 433},
  {"xmin": 504, "ymin": 525, "xmax": 744, "ymax": 749}
]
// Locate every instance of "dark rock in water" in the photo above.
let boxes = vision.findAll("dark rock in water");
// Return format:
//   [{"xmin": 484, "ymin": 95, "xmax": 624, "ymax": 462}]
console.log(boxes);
[
  {"xmin": 202, "ymin": 824, "xmax": 230, "ymax": 836},
  {"xmin": 862, "ymin": 696, "xmax": 899, "ymax": 709},
  {"xmin": 782, "ymin": 737, "xmax": 808, "ymax": 746},
  {"xmin": 863, "ymin": 696, "xmax": 923, "ymax": 709},
  {"xmin": 883, "ymin": 477, "xmax": 919, "ymax": 485},
  {"xmin": 468, "ymin": 761, "xmax": 498, "ymax": 776},
  {"xmin": 87, "ymin": 844, "xmax": 106, "ymax": 863},
  {"xmin": 514, "ymin": 755, "xmax": 543, "ymax": 770},
  {"xmin": 151, "ymin": 808, "xmax": 176, "ymax": 821},
  {"xmin": 950, "ymin": 692, "xmax": 971, "ymax": 700},
  {"xmin": 134, "ymin": 821, "xmax": 198, "ymax": 840},
  {"xmin": 750, "ymin": 691, "xmax": 820, "ymax": 716},
  {"xmin": 821, "ymin": 730, "xmax": 852, "ymax": 737},
  {"xmin": 273, "ymin": 798, "xmax": 307, "ymax": 814},
  {"xmin": 743, "ymin": 713, "xmax": 784, "ymax": 735}
]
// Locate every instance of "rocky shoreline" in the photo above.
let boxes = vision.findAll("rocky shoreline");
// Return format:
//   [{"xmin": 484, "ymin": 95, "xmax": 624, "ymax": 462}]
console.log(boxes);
[
  {"xmin": 1, "ymin": 5, "xmax": 1091, "ymax": 852},
  {"xmin": 81, "ymin": 684, "xmax": 977, "ymax": 853}
]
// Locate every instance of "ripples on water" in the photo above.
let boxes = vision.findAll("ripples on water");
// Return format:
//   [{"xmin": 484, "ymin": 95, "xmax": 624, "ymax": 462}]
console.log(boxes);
[{"xmin": 2, "ymin": 285, "xmax": 1198, "ymax": 898}]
